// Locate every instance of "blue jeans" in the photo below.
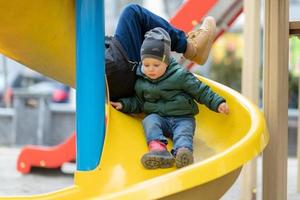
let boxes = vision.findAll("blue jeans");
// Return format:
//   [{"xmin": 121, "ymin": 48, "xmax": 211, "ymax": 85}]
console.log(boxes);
[
  {"xmin": 142, "ymin": 114, "xmax": 195, "ymax": 154},
  {"xmin": 114, "ymin": 4, "xmax": 187, "ymax": 62}
]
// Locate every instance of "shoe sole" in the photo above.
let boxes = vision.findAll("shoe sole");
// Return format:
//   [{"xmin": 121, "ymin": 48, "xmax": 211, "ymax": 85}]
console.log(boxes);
[
  {"xmin": 198, "ymin": 16, "xmax": 216, "ymax": 65},
  {"xmin": 175, "ymin": 148, "xmax": 194, "ymax": 168},
  {"xmin": 141, "ymin": 154, "xmax": 175, "ymax": 169}
]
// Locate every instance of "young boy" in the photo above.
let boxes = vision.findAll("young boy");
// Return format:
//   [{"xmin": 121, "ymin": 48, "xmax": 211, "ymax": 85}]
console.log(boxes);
[
  {"xmin": 111, "ymin": 27, "xmax": 229, "ymax": 169},
  {"xmin": 106, "ymin": 4, "xmax": 216, "ymax": 101}
]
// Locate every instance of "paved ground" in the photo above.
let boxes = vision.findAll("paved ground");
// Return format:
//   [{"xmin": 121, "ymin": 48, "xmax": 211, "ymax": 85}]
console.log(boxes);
[
  {"xmin": 0, "ymin": 147, "xmax": 73, "ymax": 196},
  {"xmin": 0, "ymin": 147, "xmax": 300, "ymax": 199}
]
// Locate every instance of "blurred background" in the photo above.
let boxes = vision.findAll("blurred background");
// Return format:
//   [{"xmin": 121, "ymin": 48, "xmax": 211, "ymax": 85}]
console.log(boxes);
[{"xmin": 0, "ymin": 0, "xmax": 300, "ymax": 199}]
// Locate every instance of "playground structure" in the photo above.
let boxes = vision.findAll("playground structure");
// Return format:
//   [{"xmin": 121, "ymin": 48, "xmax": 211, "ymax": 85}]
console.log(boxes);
[
  {"xmin": 15, "ymin": 0, "xmax": 244, "ymax": 174},
  {"xmin": 0, "ymin": 0, "xmax": 298, "ymax": 199}
]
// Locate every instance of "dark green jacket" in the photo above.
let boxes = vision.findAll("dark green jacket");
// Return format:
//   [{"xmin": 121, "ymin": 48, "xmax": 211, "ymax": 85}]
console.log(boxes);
[{"xmin": 119, "ymin": 58, "xmax": 225, "ymax": 116}]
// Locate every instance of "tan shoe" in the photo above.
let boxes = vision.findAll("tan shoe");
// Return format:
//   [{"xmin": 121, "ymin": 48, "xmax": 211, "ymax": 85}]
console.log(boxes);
[{"xmin": 183, "ymin": 16, "xmax": 216, "ymax": 65}]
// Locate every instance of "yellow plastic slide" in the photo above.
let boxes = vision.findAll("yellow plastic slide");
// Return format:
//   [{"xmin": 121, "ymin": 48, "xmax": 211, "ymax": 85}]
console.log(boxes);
[{"xmin": 0, "ymin": 1, "xmax": 269, "ymax": 199}]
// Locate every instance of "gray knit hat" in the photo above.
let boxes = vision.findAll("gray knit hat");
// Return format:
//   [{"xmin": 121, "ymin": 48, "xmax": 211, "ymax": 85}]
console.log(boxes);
[{"xmin": 140, "ymin": 27, "xmax": 171, "ymax": 65}]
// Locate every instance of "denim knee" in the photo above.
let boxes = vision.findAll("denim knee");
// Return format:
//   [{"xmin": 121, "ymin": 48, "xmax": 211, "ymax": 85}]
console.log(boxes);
[
  {"xmin": 142, "ymin": 114, "xmax": 162, "ymax": 127},
  {"xmin": 122, "ymin": 4, "xmax": 142, "ymax": 17}
]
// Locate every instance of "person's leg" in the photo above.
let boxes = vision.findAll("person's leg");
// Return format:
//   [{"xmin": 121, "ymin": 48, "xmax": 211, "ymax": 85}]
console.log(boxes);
[
  {"xmin": 142, "ymin": 113, "xmax": 170, "ymax": 144},
  {"xmin": 172, "ymin": 117, "xmax": 195, "ymax": 152},
  {"xmin": 171, "ymin": 117, "xmax": 195, "ymax": 168},
  {"xmin": 141, "ymin": 114, "xmax": 174, "ymax": 169},
  {"xmin": 184, "ymin": 16, "xmax": 216, "ymax": 65},
  {"xmin": 114, "ymin": 4, "xmax": 187, "ymax": 62}
]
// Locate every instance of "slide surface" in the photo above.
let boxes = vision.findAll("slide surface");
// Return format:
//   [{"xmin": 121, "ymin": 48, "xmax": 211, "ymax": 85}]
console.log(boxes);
[{"xmin": 0, "ymin": 1, "xmax": 269, "ymax": 199}]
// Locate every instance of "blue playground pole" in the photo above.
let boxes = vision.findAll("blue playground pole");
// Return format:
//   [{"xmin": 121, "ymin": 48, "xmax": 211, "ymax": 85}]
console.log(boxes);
[{"xmin": 76, "ymin": 0, "xmax": 105, "ymax": 171}]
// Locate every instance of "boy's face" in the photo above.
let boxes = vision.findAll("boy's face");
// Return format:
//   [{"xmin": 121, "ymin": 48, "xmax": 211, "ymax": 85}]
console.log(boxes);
[{"xmin": 142, "ymin": 58, "xmax": 167, "ymax": 80}]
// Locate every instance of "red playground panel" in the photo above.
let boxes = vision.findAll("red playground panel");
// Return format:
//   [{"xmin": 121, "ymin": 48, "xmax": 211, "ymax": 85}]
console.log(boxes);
[
  {"xmin": 170, "ymin": 0, "xmax": 218, "ymax": 32},
  {"xmin": 17, "ymin": 132, "xmax": 76, "ymax": 174}
]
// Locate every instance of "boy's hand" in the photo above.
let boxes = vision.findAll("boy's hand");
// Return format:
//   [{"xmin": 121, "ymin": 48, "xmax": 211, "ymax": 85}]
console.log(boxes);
[
  {"xmin": 111, "ymin": 101, "xmax": 123, "ymax": 110},
  {"xmin": 218, "ymin": 102, "xmax": 229, "ymax": 115}
]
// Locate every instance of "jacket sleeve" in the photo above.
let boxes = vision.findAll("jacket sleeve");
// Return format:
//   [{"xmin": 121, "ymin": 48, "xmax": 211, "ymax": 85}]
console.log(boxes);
[
  {"xmin": 181, "ymin": 71, "xmax": 225, "ymax": 112},
  {"xmin": 118, "ymin": 95, "xmax": 143, "ymax": 114}
]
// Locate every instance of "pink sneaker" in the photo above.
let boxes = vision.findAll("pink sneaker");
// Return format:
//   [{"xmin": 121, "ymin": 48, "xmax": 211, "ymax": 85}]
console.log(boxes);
[{"xmin": 141, "ymin": 140, "xmax": 175, "ymax": 169}]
